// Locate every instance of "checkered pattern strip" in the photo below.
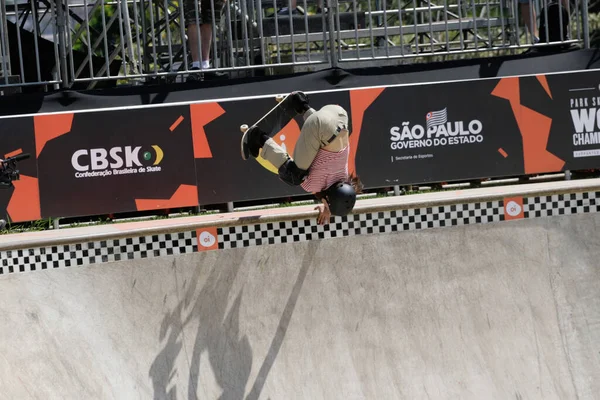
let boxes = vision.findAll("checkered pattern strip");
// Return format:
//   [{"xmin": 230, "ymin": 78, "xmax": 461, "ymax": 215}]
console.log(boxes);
[
  {"xmin": 524, "ymin": 191, "xmax": 600, "ymax": 218},
  {"xmin": 2, "ymin": 191, "xmax": 600, "ymax": 275},
  {"xmin": 0, "ymin": 231, "xmax": 196, "ymax": 274},
  {"xmin": 218, "ymin": 201, "xmax": 504, "ymax": 249}
]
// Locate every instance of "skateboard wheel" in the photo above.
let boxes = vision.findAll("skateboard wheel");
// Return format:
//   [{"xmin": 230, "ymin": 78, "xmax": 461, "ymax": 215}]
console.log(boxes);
[{"xmin": 240, "ymin": 124, "xmax": 249, "ymax": 133}]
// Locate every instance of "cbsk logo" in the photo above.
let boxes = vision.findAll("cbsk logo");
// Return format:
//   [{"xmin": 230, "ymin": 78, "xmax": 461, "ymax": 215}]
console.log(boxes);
[
  {"xmin": 390, "ymin": 108, "xmax": 483, "ymax": 150},
  {"xmin": 72, "ymin": 145, "xmax": 163, "ymax": 171},
  {"xmin": 71, "ymin": 145, "xmax": 164, "ymax": 178}
]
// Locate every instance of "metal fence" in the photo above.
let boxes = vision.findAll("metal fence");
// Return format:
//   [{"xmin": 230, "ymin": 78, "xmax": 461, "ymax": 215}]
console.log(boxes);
[
  {"xmin": 0, "ymin": 0, "xmax": 591, "ymax": 93},
  {"xmin": 332, "ymin": 0, "xmax": 587, "ymax": 63}
]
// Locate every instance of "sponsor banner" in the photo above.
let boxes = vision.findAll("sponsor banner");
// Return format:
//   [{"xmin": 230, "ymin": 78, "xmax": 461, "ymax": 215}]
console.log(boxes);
[
  {"xmin": 196, "ymin": 227, "xmax": 219, "ymax": 251},
  {"xmin": 355, "ymin": 78, "xmax": 524, "ymax": 185},
  {"xmin": 504, "ymin": 197, "xmax": 524, "ymax": 220},
  {"xmin": 2, "ymin": 69, "xmax": 600, "ymax": 222},
  {"xmin": 566, "ymin": 82, "xmax": 600, "ymax": 165},
  {"xmin": 35, "ymin": 106, "xmax": 198, "ymax": 217},
  {"xmin": 354, "ymin": 70, "xmax": 600, "ymax": 185}
]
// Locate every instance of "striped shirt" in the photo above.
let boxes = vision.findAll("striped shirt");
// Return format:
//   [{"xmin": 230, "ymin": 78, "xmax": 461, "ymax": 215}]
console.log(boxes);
[{"xmin": 301, "ymin": 145, "xmax": 349, "ymax": 193}]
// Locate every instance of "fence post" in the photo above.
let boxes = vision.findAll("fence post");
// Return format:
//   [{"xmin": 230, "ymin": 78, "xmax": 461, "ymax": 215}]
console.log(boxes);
[
  {"xmin": 55, "ymin": 0, "xmax": 70, "ymax": 88},
  {"xmin": 0, "ymin": 0, "xmax": 11, "ymax": 84},
  {"xmin": 582, "ymin": 0, "xmax": 590, "ymax": 49},
  {"xmin": 327, "ymin": 0, "xmax": 338, "ymax": 68}
]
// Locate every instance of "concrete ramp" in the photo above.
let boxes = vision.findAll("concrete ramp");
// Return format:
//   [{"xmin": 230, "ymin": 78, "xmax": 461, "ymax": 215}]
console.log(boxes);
[{"xmin": 1, "ymin": 208, "xmax": 599, "ymax": 399}]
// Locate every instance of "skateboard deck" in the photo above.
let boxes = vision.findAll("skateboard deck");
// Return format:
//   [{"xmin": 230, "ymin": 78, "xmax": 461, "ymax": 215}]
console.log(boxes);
[{"xmin": 240, "ymin": 93, "xmax": 298, "ymax": 172}]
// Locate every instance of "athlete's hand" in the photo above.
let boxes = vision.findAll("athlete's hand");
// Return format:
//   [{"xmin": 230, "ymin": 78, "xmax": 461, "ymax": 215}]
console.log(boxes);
[{"xmin": 315, "ymin": 199, "xmax": 331, "ymax": 225}]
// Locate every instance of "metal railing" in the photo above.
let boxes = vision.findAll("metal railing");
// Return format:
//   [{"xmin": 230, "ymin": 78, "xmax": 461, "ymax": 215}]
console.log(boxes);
[
  {"xmin": 0, "ymin": 0, "xmax": 591, "ymax": 93},
  {"xmin": 0, "ymin": 0, "xmax": 64, "ymax": 93},
  {"xmin": 330, "ymin": 0, "xmax": 585, "ymax": 63}
]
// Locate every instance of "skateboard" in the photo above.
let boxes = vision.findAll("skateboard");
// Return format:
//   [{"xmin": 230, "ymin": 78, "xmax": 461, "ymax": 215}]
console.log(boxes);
[{"xmin": 240, "ymin": 93, "xmax": 298, "ymax": 171}]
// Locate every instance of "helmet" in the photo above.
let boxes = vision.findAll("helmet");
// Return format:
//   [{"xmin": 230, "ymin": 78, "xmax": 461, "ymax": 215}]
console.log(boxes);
[{"xmin": 325, "ymin": 181, "xmax": 356, "ymax": 216}]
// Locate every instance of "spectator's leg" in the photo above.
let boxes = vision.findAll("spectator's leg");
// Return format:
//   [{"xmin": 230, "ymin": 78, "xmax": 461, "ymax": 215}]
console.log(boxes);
[
  {"xmin": 200, "ymin": 23, "xmax": 213, "ymax": 68},
  {"xmin": 188, "ymin": 23, "xmax": 201, "ymax": 67},
  {"xmin": 199, "ymin": 0, "xmax": 228, "ymax": 80},
  {"xmin": 560, "ymin": 0, "xmax": 571, "ymax": 40},
  {"xmin": 184, "ymin": 0, "xmax": 203, "ymax": 81},
  {"xmin": 278, "ymin": 0, "xmax": 299, "ymax": 15},
  {"xmin": 519, "ymin": 0, "xmax": 539, "ymax": 43},
  {"xmin": 186, "ymin": 23, "xmax": 216, "ymax": 70}
]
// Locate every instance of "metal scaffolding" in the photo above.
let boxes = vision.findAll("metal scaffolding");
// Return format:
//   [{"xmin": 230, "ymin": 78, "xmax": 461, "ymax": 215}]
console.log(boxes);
[{"xmin": 0, "ymin": 0, "xmax": 591, "ymax": 92}]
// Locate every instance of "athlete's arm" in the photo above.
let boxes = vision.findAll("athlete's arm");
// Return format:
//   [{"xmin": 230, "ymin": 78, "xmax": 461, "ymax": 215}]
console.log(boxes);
[{"xmin": 315, "ymin": 197, "xmax": 331, "ymax": 225}]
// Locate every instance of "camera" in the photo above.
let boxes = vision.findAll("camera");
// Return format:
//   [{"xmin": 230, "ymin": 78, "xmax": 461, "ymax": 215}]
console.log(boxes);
[{"xmin": 0, "ymin": 153, "xmax": 30, "ymax": 189}]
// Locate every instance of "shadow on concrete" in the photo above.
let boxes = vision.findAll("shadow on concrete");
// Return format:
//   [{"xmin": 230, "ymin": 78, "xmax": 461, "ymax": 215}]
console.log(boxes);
[
  {"xmin": 245, "ymin": 242, "xmax": 318, "ymax": 400},
  {"xmin": 149, "ymin": 242, "xmax": 318, "ymax": 399}
]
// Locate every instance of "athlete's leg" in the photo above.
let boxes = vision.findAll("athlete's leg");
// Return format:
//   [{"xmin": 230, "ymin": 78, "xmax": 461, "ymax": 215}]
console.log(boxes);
[
  {"xmin": 260, "ymin": 138, "xmax": 290, "ymax": 169},
  {"xmin": 293, "ymin": 105, "xmax": 348, "ymax": 170},
  {"xmin": 291, "ymin": 109, "xmax": 322, "ymax": 170}
]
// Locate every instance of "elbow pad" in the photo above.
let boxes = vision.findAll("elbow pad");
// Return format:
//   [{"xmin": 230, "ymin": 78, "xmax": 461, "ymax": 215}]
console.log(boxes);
[{"xmin": 278, "ymin": 159, "xmax": 308, "ymax": 186}]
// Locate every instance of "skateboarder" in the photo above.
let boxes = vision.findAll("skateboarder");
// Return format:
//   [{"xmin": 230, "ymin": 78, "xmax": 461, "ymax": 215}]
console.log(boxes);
[{"xmin": 244, "ymin": 92, "xmax": 362, "ymax": 224}]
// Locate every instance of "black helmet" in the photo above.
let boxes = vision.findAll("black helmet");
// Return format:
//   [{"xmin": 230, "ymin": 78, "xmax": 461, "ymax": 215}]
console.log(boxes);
[{"xmin": 325, "ymin": 181, "xmax": 356, "ymax": 216}]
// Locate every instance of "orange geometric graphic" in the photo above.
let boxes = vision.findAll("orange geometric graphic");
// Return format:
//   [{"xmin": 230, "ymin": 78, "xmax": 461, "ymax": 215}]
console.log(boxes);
[
  {"xmin": 4, "ymin": 148, "xmax": 23, "ymax": 158},
  {"xmin": 491, "ymin": 77, "xmax": 564, "ymax": 174},
  {"xmin": 7, "ymin": 175, "xmax": 41, "ymax": 222},
  {"xmin": 190, "ymin": 102, "xmax": 225, "ymax": 158},
  {"xmin": 169, "ymin": 115, "xmax": 184, "ymax": 131},
  {"xmin": 34, "ymin": 113, "xmax": 74, "ymax": 157},
  {"xmin": 273, "ymin": 118, "xmax": 301, "ymax": 152},
  {"xmin": 491, "ymin": 77, "xmax": 520, "ymax": 104},
  {"xmin": 256, "ymin": 118, "xmax": 301, "ymax": 173},
  {"xmin": 134, "ymin": 184, "xmax": 199, "ymax": 211},
  {"xmin": 536, "ymin": 75, "xmax": 552, "ymax": 99},
  {"xmin": 498, "ymin": 148, "xmax": 508, "ymax": 158},
  {"xmin": 349, "ymin": 87, "xmax": 385, "ymax": 176}
]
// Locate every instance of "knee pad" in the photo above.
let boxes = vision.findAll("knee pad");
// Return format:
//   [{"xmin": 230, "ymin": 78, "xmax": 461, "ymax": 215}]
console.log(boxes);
[{"xmin": 278, "ymin": 159, "xmax": 308, "ymax": 186}]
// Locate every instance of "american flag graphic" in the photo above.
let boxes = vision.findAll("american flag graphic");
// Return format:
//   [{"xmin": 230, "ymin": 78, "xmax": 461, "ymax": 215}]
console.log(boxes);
[{"xmin": 425, "ymin": 108, "xmax": 448, "ymax": 130}]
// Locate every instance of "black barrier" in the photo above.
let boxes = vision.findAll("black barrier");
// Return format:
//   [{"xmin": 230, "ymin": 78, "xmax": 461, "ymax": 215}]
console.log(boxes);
[
  {"xmin": 35, "ymin": 107, "xmax": 198, "ymax": 218},
  {"xmin": 2, "ymin": 69, "xmax": 600, "ymax": 223},
  {"xmin": 193, "ymin": 90, "xmax": 353, "ymax": 204},
  {"xmin": 0, "ymin": 117, "xmax": 40, "ymax": 223}
]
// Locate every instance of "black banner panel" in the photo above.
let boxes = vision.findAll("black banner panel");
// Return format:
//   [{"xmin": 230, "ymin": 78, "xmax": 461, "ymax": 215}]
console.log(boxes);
[
  {"xmin": 1, "ymin": 69, "xmax": 600, "ymax": 222},
  {"xmin": 0, "ymin": 117, "xmax": 40, "ymax": 223},
  {"xmin": 35, "ymin": 106, "xmax": 198, "ymax": 218},
  {"xmin": 192, "ymin": 90, "xmax": 353, "ymax": 204}
]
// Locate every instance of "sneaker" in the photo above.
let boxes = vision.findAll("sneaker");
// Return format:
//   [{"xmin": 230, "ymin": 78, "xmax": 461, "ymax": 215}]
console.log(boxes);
[
  {"xmin": 276, "ymin": 7, "xmax": 300, "ymax": 16},
  {"xmin": 186, "ymin": 67, "xmax": 202, "ymax": 82},
  {"xmin": 203, "ymin": 70, "xmax": 229, "ymax": 80}
]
